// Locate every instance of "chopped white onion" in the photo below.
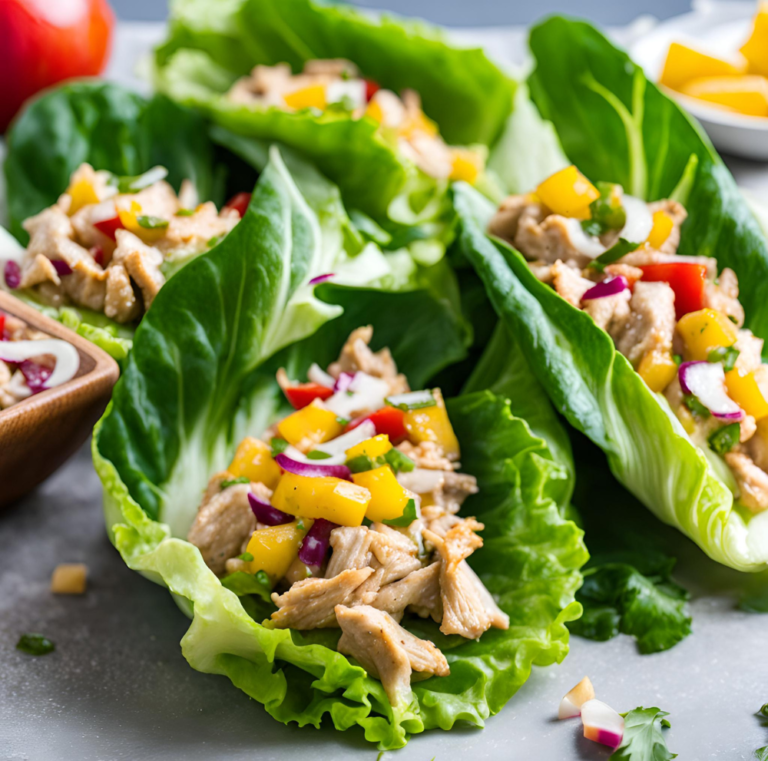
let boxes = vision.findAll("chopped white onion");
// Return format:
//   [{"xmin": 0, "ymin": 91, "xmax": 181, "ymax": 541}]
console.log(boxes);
[
  {"xmin": 563, "ymin": 218, "xmax": 606, "ymax": 259},
  {"xmin": 313, "ymin": 420, "xmax": 377, "ymax": 457},
  {"xmin": 385, "ymin": 389, "xmax": 435, "ymax": 410},
  {"xmin": 282, "ymin": 444, "xmax": 347, "ymax": 467},
  {"xmin": 325, "ymin": 372, "xmax": 389, "ymax": 418},
  {"xmin": 620, "ymin": 196, "xmax": 654, "ymax": 244},
  {"xmin": 327, "ymin": 79, "xmax": 367, "ymax": 110},
  {"xmin": 0, "ymin": 339, "xmax": 80, "ymax": 389},
  {"xmin": 7, "ymin": 371, "xmax": 32, "ymax": 400},
  {"xmin": 307, "ymin": 363, "xmax": 336, "ymax": 389}
]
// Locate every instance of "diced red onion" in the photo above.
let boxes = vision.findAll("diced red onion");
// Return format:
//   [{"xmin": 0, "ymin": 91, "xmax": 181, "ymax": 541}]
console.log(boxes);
[
  {"xmin": 247, "ymin": 492, "xmax": 293, "ymax": 526},
  {"xmin": 275, "ymin": 453, "xmax": 351, "ymax": 480},
  {"xmin": 582, "ymin": 275, "xmax": 629, "ymax": 301},
  {"xmin": 52, "ymin": 260, "xmax": 73, "ymax": 277},
  {"xmin": 308, "ymin": 273, "xmax": 335, "ymax": 285},
  {"xmin": 307, "ymin": 362, "xmax": 335, "ymax": 389},
  {"xmin": 678, "ymin": 360, "xmax": 743, "ymax": 420},
  {"xmin": 4, "ymin": 261, "xmax": 21, "ymax": 289},
  {"xmin": 298, "ymin": 518, "xmax": 337, "ymax": 565},
  {"xmin": 90, "ymin": 246, "xmax": 105, "ymax": 267},
  {"xmin": 334, "ymin": 372, "xmax": 355, "ymax": 392},
  {"xmin": 19, "ymin": 360, "xmax": 53, "ymax": 394},
  {"xmin": 0, "ymin": 339, "xmax": 79, "ymax": 389}
]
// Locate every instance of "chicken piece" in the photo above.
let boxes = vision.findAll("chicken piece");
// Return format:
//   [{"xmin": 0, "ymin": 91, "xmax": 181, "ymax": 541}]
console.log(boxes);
[
  {"xmin": 396, "ymin": 440, "xmax": 454, "ymax": 471},
  {"xmin": 741, "ymin": 415, "xmax": 757, "ymax": 444},
  {"xmin": 124, "ymin": 248, "xmax": 165, "ymax": 311},
  {"xmin": 62, "ymin": 257, "xmax": 107, "ymax": 312},
  {"xmin": 23, "ymin": 206, "xmax": 75, "ymax": 257},
  {"xmin": 122, "ymin": 180, "xmax": 179, "ymax": 221},
  {"xmin": 372, "ymin": 562, "xmax": 442, "ymax": 623},
  {"xmin": 747, "ymin": 419, "xmax": 768, "ymax": 472},
  {"xmin": 614, "ymin": 281, "xmax": 676, "ymax": 366},
  {"xmin": 602, "ymin": 263, "xmax": 644, "ymax": 283},
  {"xmin": 399, "ymin": 131, "xmax": 454, "ymax": 180},
  {"xmin": 488, "ymin": 195, "xmax": 529, "ymax": 243},
  {"xmin": 187, "ymin": 482, "xmax": 256, "ymax": 574},
  {"xmin": 336, "ymin": 604, "xmax": 449, "ymax": 707},
  {"xmin": 703, "ymin": 268, "xmax": 744, "ymax": 328},
  {"xmin": 582, "ymin": 290, "xmax": 631, "ymax": 333},
  {"xmin": 529, "ymin": 260, "xmax": 554, "ymax": 283},
  {"xmin": 104, "ymin": 264, "xmax": 140, "ymax": 323},
  {"xmin": 462, "ymin": 561, "xmax": 509, "ymax": 630},
  {"xmin": 646, "ymin": 199, "xmax": 687, "ymax": 255},
  {"xmin": 327, "ymin": 326, "xmax": 409, "ymax": 394},
  {"xmin": 421, "ymin": 505, "xmax": 463, "ymax": 538},
  {"xmin": 325, "ymin": 526, "xmax": 374, "ymax": 579},
  {"xmin": 270, "ymin": 567, "xmax": 374, "ymax": 629},
  {"xmin": 733, "ymin": 329, "xmax": 763, "ymax": 375},
  {"xmin": 158, "ymin": 202, "xmax": 239, "ymax": 257},
  {"xmin": 551, "ymin": 260, "xmax": 594, "ymax": 307},
  {"xmin": 19, "ymin": 254, "xmax": 61, "ymax": 289},
  {"xmin": 228, "ymin": 63, "xmax": 294, "ymax": 105},
  {"xmin": 725, "ymin": 452, "xmax": 768, "ymax": 513},
  {"xmin": 354, "ymin": 530, "xmax": 422, "ymax": 604}
]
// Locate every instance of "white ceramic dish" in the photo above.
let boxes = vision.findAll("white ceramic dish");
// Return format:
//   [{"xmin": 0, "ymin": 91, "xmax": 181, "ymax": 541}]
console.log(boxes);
[{"xmin": 630, "ymin": 0, "xmax": 768, "ymax": 161}]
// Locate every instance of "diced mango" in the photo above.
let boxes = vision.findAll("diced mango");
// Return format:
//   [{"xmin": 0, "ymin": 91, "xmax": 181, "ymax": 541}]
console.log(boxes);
[
  {"xmin": 659, "ymin": 41, "xmax": 748, "ymax": 92},
  {"xmin": 725, "ymin": 369, "xmax": 768, "ymax": 421},
  {"xmin": 50, "ymin": 563, "xmax": 88, "ymax": 594},
  {"xmin": 246, "ymin": 521, "xmax": 311, "ymax": 583},
  {"xmin": 646, "ymin": 210, "xmax": 675, "ymax": 250},
  {"xmin": 741, "ymin": 3, "xmax": 768, "ymax": 78},
  {"xmin": 638, "ymin": 350, "xmax": 678, "ymax": 393},
  {"xmin": 449, "ymin": 149, "xmax": 482, "ymax": 184},
  {"xmin": 284, "ymin": 84, "xmax": 327, "ymax": 111},
  {"xmin": 345, "ymin": 434, "xmax": 392, "ymax": 461},
  {"xmin": 677, "ymin": 308, "xmax": 738, "ymax": 361},
  {"xmin": 535, "ymin": 165, "xmax": 600, "ymax": 220},
  {"xmin": 401, "ymin": 109, "xmax": 439, "ymax": 139},
  {"xmin": 271, "ymin": 472, "xmax": 370, "ymax": 526},
  {"xmin": 117, "ymin": 200, "xmax": 167, "ymax": 244},
  {"xmin": 228, "ymin": 436, "xmax": 281, "ymax": 489},
  {"xmin": 277, "ymin": 399, "xmax": 343, "ymax": 452},
  {"xmin": 351, "ymin": 465, "xmax": 411, "ymax": 522},
  {"xmin": 67, "ymin": 179, "xmax": 99, "ymax": 215},
  {"xmin": 403, "ymin": 388, "xmax": 460, "ymax": 460},
  {"xmin": 681, "ymin": 76, "xmax": 768, "ymax": 117}
]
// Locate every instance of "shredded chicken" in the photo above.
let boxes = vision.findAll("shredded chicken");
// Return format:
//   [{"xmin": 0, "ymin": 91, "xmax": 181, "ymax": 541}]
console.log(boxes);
[
  {"xmin": 336, "ymin": 604, "xmax": 449, "ymax": 707},
  {"xmin": 270, "ymin": 568, "xmax": 374, "ymax": 629},
  {"xmin": 613, "ymin": 281, "xmax": 676, "ymax": 366},
  {"xmin": 551, "ymin": 260, "xmax": 593, "ymax": 307},
  {"xmin": 582, "ymin": 290, "xmax": 631, "ymax": 333},
  {"xmin": 725, "ymin": 452, "xmax": 768, "ymax": 513},
  {"xmin": 397, "ymin": 440, "xmax": 455, "ymax": 471},
  {"xmin": 372, "ymin": 562, "xmax": 442, "ymax": 623},
  {"xmin": 325, "ymin": 526, "xmax": 374, "ymax": 579},
  {"xmin": 703, "ymin": 267, "xmax": 745, "ymax": 328},
  {"xmin": 733, "ymin": 329, "xmax": 764, "ymax": 375}
]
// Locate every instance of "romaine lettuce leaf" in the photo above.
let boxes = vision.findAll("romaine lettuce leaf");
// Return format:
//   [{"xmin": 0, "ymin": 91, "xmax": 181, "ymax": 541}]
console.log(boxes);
[
  {"xmin": 93, "ymin": 147, "xmax": 586, "ymax": 748},
  {"xmin": 453, "ymin": 179, "xmax": 768, "ymax": 572}
]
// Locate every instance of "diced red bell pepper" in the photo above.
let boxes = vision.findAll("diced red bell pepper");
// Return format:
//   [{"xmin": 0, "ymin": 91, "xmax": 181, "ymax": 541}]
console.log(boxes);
[
  {"xmin": 90, "ymin": 245, "xmax": 104, "ymax": 267},
  {"xmin": 639, "ymin": 262, "xmax": 707, "ymax": 319},
  {"xmin": 346, "ymin": 406, "xmax": 407, "ymax": 443},
  {"xmin": 0, "ymin": 313, "xmax": 5, "ymax": 339},
  {"xmin": 364, "ymin": 78, "xmax": 380, "ymax": 102},
  {"xmin": 223, "ymin": 192, "xmax": 252, "ymax": 218},
  {"xmin": 93, "ymin": 215, "xmax": 124, "ymax": 241},
  {"xmin": 283, "ymin": 382, "xmax": 334, "ymax": 410}
]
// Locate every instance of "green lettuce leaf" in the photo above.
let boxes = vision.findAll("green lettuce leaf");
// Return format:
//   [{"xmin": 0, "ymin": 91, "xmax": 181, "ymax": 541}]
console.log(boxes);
[
  {"xmin": 153, "ymin": 0, "xmax": 514, "ymax": 220},
  {"xmin": 453, "ymin": 179, "xmax": 768, "ymax": 572},
  {"xmin": 613, "ymin": 707, "xmax": 676, "ymax": 761},
  {"xmin": 93, "ymin": 147, "xmax": 586, "ymax": 747},
  {"xmin": 570, "ymin": 551, "xmax": 691, "ymax": 654},
  {"xmin": 527, "ymin": 16, "xmax": 768, "ymax": 345}
]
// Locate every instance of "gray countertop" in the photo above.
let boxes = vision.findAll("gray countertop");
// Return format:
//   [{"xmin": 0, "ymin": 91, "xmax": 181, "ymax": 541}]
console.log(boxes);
[{"xmin": 3, "ymin": 19, "xmax": 768, "ymax": 761}]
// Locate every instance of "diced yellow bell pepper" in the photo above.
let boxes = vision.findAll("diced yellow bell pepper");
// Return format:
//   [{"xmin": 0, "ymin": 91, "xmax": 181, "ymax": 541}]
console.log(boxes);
[
  {"xmin": 449, "ymin": 149, "xmax": 482, "ymax": 184},
  {"xmin": 681, "ymin": 76, "xmax": 768, "ymax": 117},
  {"xmin": 535, "ymin": 165, "xmax": 600, "ymax": 220},
  {"xmin": 676, "ymin": 404, "xmax": 697, "ymax": 435},
  {"xmin": 725, "ymin": 369, "xmax": 768, "ymax": 421},
  {"xmin": 351, "ymin": 465, "xmax": 411, "ymax": 522},
  {"xmin": 638, "ymin": 350, "xmax": 678, "ymax": 392},
  {"xmin": 67, "ymin": 178, "xmax": 100, "ymax": 215},
  {"xmin": 284, "ymin": 85, "xmax": 327, "ymax": 111},
  {"xmin": 677, "ymin": 308, "xmax": 738, "ymax": 361},
  {"xmin": 246, "ymin": 521, "xmax": 311, "ymax": 584},
  {"xmin": 646, "ymin": 210, "xmax": 675, "ymax": 250},
  {"xmin": 345, "ymin": 434, "xmax": 392, "ymax": 461},
  {"xmin": 277, "ymin": 399, "xmax": 343, "ymax": 452},
  {"xmin": 401, "ymin": 109, "xmax": 439, "ymax": 139},
  {"xmin": 228, "ymin": 436, "xmax": 281, "ymax": 489},
  {"xmin": 403, "ymin": 388, "xmax": 460, "ymax": 460},
  {"xmin": 117, "ymin": 200, "xmax": 167, "ymax": 245},
  {"xmin": 741, "ymin": 3, "xmax": 768, "ymax": 78},
  {"xmin": 659, "ymin": 41, "xmax": 748, "ymax": 92},
  {"xmin": 365, "ymin": 99, "xmax": 384, "ymax": 124},
  {"xmin": 271, "ymin": 472, "xmax": 370, "ymax": 526}
]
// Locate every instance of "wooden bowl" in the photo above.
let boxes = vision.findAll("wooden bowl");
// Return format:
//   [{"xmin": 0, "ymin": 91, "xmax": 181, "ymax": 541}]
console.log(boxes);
[{"xmin": 0, "ymin": 291, "xmax": 120, "ymax": 508}]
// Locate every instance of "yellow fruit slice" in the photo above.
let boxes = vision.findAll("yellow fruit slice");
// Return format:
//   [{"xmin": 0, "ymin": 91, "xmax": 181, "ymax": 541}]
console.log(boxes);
[
  {"xmin": 741, "ymin": 3, "xmax": 768, "ymax": 78},
  {"xmin": 659, "ymin": 41, "xmax": 747, "ymax": 92},
  {"xmin": 681, "ymin": 75, "xmax": 768, "ymax": 117}
]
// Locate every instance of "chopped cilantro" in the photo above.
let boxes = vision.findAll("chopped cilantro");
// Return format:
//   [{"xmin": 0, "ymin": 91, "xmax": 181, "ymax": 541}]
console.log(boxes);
[
  {"xmin": 708, "ymin": 422, "xmax": 740, "ymax": 455},
  {"xmin": 588, "ymin": 238, "xmax": 641, "ymax": 271},
  {"xmin": 708, "ymin": 345, "xmax": 740, "ymax": 372},
  {"xmin": 137, "ymin": 215, "xmax": 169, "ymax": 230},
  {"xmin": 306, "ymin": 450, "xmax": 332, "ymax": 460},
  {"xmin": 237, "ymin": 552, "xmax": 254, "ymax": 562},
  {"xmin": 580, "ymin": 219, "xmax": 604, "ymax": 237},
  {"xmin": 296, "ymin": 519, "xmax": 306, "ymax": 532},
  {"xmin": 336, "ymin": 416, "xmax": 350, "ymax": 426},
  {"xmin": 221, "ymin": 476, "xmax": 250, "ymax": 489},
  {"xmin": 207, "ymin": 234, "xmax": 225, "ymax": 248},
  {"xmin": 347, "ymin": 454, "xmax": 376, "ymax": 473},
  {"xmin": 673, "ymin": 354, "xmax": 683, "ymax": 366},
  {"xmin": 383, "ymin": 498, "xmax": 418, "ymax": 527},
  {"xmin": 383, "ymin": 447, "xmax": 414, "ymax": 474},
  {"xmin": 109, "ymin": 166, "xmax": 168, "ymax": 194},
  {"xmin": 270, "ymin": 437, "xmax": 288, "ymax": 457},
  {"xmin": 728, "ymin": 314, "xmax": 739, "ymax": 324},
  {"xmin": 176, "ymin": 208, "xmax": 195, "ymax": 217},
  {"xmin": 684, "ymin": 395, "xmax": 711, "ymax": 419},
  {"xmin": 16, "ymin": 633, "xmax": 55, "ymax": 656}
]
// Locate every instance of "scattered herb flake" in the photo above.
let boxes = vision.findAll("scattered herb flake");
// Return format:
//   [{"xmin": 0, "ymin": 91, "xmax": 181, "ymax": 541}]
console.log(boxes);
[
  {"xmin": 347, "ymin": 454, "xmax": 376, "ymax": 473},
  {"xmin": 306, "ymin": 450, "xmax": 332, "ymax": 460},
  {"xmin": 221, "ymin": 476, "xmax": 250, "ymax": 489},
  {"xmin": 684, "ymin": 395, "xmax": 711, "ymax": 419},
  {"xmin": 588, "ymin": 238, "xmax": 641, "ymax": 271},
  {"xmin": 270, "ymin": 437, "xmax": 288, "ymax": 457},
  {"xmin": 207, "ymin": 234, "xmax": 225, "ymax": 248},
  {"xmin": 383, "ymin": 447, "xmax": 415, "ymax": 474},
  {"xmin": 708, "ymin": 423, "xmax": 741, "ymax": 455},
  {"xmin": 336, "ymin": 416, "xmax": 350, "ymax": 426},
  {"xmin": 137, "ymin": 215, "xmax": 169, "ymax": 230},
  {"xmin": 176, "ymin": 208, "xmax": 195, "ymax": 217},
  {"xmin": 16, "ymin": 633, "xmax": 55, "ymax": 656},
  {"xmin": 237, "ymin": 552, "xmax": 254, "ymax": 562},
  {"xmin": 707, "ymin": 345, "xmax": 740, "ymax": 372},
  {"xmin": 383, "ymin": 498, "xmax": 418, "ymax": 527}
]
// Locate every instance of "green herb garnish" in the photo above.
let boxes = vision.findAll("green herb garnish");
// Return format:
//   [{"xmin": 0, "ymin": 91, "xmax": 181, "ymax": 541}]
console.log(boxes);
[
  {"xmin": 708, "ymin": 422, "xmax": 740, "ymax": 455},
  {"xmin": 580, "ymin": 219, "xmax": 604, "ymax": 237},
  {"xmin": 270, "ymin": 437, "xmax": 288, "ymax": 457},
  {"xmin": 296, "ymin": 519, "xmax": 306, "ymax": 532},
  {"xmin": 16, "ymin": 633, "xmax": 55, "ymax": 656},
  {"xmin": 588, "ymin": 181, "xmax": 627, "ymax": 232},
  {"xmin": 673, "ymin": 354, "xmax": 683, "ymax": 366},
  {"xmin": 137, "ymin": 215, "xmax": 169, "ymax": 230},
  {"xmin": 221, "ymin": 476, "xmax": 250, "ymax": 489},
  {"xmin": 176, "ymin": 208, "xmax": 195, "ymax": 217},
  {"xmin": 383, "ymin": 498, "xmax": 418, "ymax": 527},
  {"xmin": 383, "ymin": 447, "xmax": 415, "ymax": 474},
  {"xmin": 237, "ymin": 552, "xmax": 254, "ymax": 562},
  {"xmin": 336, "ymin": 416, "xmax": 350, "ymax": 426},
  {"xmin": 110, "ymin": 165, "xmax": 169, "ymax": 194},
  {"xmin": 708, "ymin": 345, "xmax": 740, "ymax": 372},
  {"xmin": 588, "ymin": 238, "xmax": 641, "ymax": 271},
  {"xmin": 306, "ymin": 450, "xmax": 332, "ymax": 460},
  {"xmin": 684, "ymin": 395, "xmax": 711, "ymax": 419},
  {"xmin": 207, "ymin": 234, "xmax": 225, "ymax": 248},
  {"xmin": 346, "ymin": 454, "xmax": 376, "ymax": 473}
]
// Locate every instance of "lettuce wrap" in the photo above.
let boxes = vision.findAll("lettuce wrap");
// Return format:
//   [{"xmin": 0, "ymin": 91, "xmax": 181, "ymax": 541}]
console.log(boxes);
[
  {"xmin": 93, "ymin": 145, "xmax": 586, "ymax": 748},
  {"xmin": 152, "ymin": 0, "xmax": 515, "ymax": 224},
  {"xmin": 452, "ymin": 18, "xmax": 768, "ymax": 572}
]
